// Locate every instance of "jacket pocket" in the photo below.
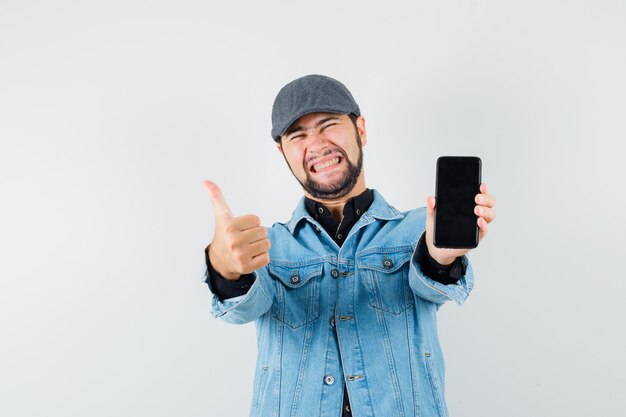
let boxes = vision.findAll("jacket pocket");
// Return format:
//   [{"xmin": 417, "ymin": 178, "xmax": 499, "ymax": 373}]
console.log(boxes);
[
  {"xmin": 269, "ymin": 261, "xmax": 324, "ymax": 329},
  {"xmin": 424, "ymin": 352, "xmax": 446, "ymax": 417},
  {"xmin": 358, "ymin": 248, "xmax": 414, "ymax": 315},
  {"xmin": 250, "ymin": 365, "xmax": 270, "ymax": 415}
]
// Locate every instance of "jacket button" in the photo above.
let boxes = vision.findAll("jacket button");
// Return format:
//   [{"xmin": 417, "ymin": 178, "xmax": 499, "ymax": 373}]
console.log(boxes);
[
  {"xmin": 383, "ymin": 258, "xmax": 393, "ymax": 269},
  {"xmin": 330, "ymin": 269, "xmax": 339, "ymax": 278},
  {"xmin": 290, "ymin": 275, "xmax": 300, "ymax": 284},
  {"xmin": 330, "ymin": 318, "xmax": 335, "ymax": 327},
  {"xmin": 324, "ymin": 375, "xmax": 335, "ymax": 385}
]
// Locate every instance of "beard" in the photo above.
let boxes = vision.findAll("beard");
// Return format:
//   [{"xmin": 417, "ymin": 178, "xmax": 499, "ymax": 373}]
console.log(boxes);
[{"xmin": 286, "ymin": 134, "xmax": 364, "ymax": 200}]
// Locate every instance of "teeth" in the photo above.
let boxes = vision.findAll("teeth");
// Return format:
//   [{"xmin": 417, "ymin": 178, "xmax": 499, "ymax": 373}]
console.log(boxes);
[{"xmin": 313, "ymin": 158, "xmax": 340, "ymax": 172}]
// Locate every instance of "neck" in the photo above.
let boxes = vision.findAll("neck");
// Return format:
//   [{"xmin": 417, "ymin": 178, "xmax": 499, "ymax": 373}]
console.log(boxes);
[{"xmin": 305, "ymin": 177, "xmax": 366, "ymax": 222}]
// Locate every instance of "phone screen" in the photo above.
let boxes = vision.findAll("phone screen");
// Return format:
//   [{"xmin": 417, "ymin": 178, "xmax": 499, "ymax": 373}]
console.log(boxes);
[{"xmin": 434, "ymin": 156, "xmax": 481, "ymax": 249}]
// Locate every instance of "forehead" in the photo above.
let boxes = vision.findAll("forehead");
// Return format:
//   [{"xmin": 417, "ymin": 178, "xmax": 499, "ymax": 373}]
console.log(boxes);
[{"xmin": 288, "ymin": 112, "xmax": 347, "ymax": 130}]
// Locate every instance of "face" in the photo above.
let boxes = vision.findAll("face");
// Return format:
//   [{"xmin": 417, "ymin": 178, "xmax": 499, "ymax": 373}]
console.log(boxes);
[{"xmin": 278, "ymin": 112, "xmax": 367, "ymax": 200}]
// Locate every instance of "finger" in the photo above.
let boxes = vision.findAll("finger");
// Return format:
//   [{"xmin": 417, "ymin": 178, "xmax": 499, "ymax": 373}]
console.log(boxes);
[
  {"xmin": 230, "ymin": 214, "xmax": 262, "ymax": 231},
  {"xmin": 248, "ymin": 252, "xmax": 270, "ymax": 271},
  {"xmin": 477, "ymin": 216, "xmax": 489, "ymax": 240},
  {"xmin": 480, "ymin": 183, "xmax": 489, "ymax": 194},
  {"xmin": 202, "ymin": 180, "xmax": 233, "ymax": 219},
  {"xmin": 248, "ymin": 238, "xmax": 271, "ymax": 257},
  {"xmin": 240, "ymin": 226, "xmax": 268, "ymax": 244},
  {"xmin": 475, "ymin": 193, "xmax": 496, "ymax": 208},
  {"xmin": 474, "ymin": 206, "xmax": 496, "ymax": 223}
]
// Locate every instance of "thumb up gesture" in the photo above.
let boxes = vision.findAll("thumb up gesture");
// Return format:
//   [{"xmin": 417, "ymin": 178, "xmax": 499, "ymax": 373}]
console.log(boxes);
[{"xmin": 203, "ymin": 180, "xmax": 271, "ymax": 281}]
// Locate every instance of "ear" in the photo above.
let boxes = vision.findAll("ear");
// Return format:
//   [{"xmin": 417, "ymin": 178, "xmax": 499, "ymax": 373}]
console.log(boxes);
[
  {"xmin": 276, "ymin": 142, "xmax": 283, "ymax": 154},
  {"xmin": 356, "ymin": 116, "xmax": 367, "ymax": 146}
]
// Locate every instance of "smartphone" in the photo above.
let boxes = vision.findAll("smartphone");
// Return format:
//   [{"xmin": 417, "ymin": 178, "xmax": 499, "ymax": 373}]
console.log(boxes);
[{"xmin": 433, "ymin": 156, "xmax": 482, "ymax": 249}]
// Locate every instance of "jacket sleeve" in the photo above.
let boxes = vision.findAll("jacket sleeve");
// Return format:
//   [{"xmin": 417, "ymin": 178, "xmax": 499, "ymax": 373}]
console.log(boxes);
[
  {"xmin": 408, "ymin": 240, "xmax": 474, "ymax": 306},
  {"xmin": 203, "ymin": 264, "xmax": 274, "ymax": 324}
]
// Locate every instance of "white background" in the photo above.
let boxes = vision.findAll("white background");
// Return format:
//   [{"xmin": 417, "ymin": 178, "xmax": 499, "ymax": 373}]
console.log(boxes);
[{"xmin": 1, "ymin": 1, "xmax": 624, "ymax": 416}]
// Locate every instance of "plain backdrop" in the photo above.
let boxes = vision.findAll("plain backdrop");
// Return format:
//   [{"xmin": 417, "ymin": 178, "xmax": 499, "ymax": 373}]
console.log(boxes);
[{"xmin": 1, "ymin": 1, "xmax": 624, "ymax": 416}]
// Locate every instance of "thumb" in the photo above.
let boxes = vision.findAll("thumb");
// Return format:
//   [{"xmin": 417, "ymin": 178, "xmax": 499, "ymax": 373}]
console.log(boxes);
[
  {"xmin": 425, "ymin": 196, "xmax": 436, "ymax": 232},
  {"xmin": 202, "ymin": 180, "xmax": 233, "ymax": 220},
  {"xmin": 426, "ymin": 196, "xmax": 436, "ymax": 213}
]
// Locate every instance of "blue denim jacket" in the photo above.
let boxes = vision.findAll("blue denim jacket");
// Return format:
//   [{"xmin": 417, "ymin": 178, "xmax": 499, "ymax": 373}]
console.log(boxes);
[{"xmin": 205, "ymin": 190, "xmax": 474, "ymax": 417}]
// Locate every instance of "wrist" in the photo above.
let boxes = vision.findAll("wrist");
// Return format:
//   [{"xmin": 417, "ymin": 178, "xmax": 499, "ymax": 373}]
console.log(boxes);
[
  {"xmin": 430, "ymin": 254, "xmax": 456, "ymax": 266},
  {"xmin": 425, "ymin": 242, "xmax": 457, "ymax": 266},
  {"xmin": 214, "ymin": 266, "xmax": 241, "ymax": 281},
  {"xmin": 207, "ymin": 245, "xmax": 241, "ymax": 281}
]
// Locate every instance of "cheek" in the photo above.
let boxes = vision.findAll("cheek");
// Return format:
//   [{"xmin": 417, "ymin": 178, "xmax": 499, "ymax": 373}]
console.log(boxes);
[
  {"xmin": 344, "ymin": 143, "xmax": 361, "ymax": 161},
  {"xmin": 284, "ymin": 149, "xmax": 306, "ymax": 172}
]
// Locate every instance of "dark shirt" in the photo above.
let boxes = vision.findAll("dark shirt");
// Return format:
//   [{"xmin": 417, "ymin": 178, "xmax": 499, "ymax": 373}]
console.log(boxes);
[{"xmin": 205, "ymin": 189, "xmax": 465, "ymax": 417}]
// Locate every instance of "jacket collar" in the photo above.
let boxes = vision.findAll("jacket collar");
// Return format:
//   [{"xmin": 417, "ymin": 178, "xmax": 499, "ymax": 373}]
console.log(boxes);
[{"xmin": 284, "ymin": 189, "xmax": 404, "ymax": 235}]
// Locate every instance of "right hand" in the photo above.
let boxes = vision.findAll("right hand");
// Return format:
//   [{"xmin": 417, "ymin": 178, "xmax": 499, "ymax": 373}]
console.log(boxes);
[{"xmin": 203, "ymin": 180, "xmax": 271, "ymax": 281}]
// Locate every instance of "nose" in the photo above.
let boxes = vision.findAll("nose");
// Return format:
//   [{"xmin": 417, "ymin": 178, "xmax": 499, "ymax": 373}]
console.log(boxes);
[{"xmin": 307, "ymin": 131, "xmax": 330, "ymax": 154}]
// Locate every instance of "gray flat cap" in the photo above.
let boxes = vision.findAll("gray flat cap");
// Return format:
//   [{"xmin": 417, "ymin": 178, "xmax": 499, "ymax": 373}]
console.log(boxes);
[{"xmin": 271, "ymin": 74, "xmax": 360, "ymax": 142}]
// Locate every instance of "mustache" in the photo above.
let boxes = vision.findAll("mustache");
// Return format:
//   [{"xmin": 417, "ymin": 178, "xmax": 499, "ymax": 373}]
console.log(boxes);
[{"xmin": 304, "ymin": 147, "xmax": 347, "ymax": 167}]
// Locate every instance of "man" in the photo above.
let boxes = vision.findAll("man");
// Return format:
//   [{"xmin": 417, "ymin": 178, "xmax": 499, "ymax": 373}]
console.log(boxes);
[{"xmin": 203, "ymin": 74, "xmax": 496, "ymax": 417}]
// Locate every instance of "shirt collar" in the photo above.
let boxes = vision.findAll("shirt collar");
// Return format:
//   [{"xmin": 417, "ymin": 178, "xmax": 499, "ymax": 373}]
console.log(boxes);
[
  {"xmin": 285, "ymin": 189, "xmax": 404, "ymax": 235},
  {"xmin": 303, "ymin": 189, "xmax": 373, "ymax": 221}
]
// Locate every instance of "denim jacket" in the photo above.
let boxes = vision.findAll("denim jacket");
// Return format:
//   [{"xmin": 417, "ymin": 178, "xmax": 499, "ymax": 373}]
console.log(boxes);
[{"xmin": 205, "ymin": 190, "xmax": 474, "ymax": 417}]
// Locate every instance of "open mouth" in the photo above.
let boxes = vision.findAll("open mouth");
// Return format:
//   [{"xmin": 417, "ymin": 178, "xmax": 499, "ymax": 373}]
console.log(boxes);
[{"xmin": 310, "ymin": 156, "xmax": 343, "ymax": 173}]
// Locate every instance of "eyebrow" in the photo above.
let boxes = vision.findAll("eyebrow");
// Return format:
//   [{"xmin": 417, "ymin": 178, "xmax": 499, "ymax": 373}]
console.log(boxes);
[{"xmin": 284, "ymin": 116, "xmax": 341, "ymax": 137}]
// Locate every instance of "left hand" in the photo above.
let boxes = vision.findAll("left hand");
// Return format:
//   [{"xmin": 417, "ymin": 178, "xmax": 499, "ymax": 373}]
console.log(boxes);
[{"xmin": 425, "ymin": 183, "xmax": 496, "ymax": 265}]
